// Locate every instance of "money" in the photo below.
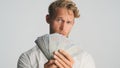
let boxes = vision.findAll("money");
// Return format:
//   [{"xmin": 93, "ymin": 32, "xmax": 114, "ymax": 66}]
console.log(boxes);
[{"xmin": 35, "ymin": 33, "xmax": 81, "ymax": 60}]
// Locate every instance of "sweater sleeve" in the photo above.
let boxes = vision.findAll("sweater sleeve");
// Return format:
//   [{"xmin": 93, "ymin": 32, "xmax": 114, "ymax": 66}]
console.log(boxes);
[{"xmin": 17, "ymin": 53, "xmax": 31, "ymax": 68}]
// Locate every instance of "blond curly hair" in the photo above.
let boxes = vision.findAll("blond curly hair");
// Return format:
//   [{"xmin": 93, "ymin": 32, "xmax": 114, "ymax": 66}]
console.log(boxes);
[{"xmin": 48, "ymin": 0, "xmax": 80, "ymax": 18}]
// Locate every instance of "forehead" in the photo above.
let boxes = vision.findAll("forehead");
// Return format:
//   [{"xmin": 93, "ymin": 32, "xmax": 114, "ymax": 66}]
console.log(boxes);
[{"xmin": 54, "ymin": 8, "xmax": 74, "ymax": 19}]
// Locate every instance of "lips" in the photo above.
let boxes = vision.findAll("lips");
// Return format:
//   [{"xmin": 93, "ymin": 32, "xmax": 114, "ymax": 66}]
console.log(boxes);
[
  {"xmin": 59, "ymin": 32, "xmax": 67, "ymax": 36},
  {"xmin": 54, "ymin": 31, "xmax": 67, "ymax": 37}
]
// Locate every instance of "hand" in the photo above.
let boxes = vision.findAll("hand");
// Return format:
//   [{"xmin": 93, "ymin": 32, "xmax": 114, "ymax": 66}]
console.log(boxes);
[
  {"xmin": 44, "ymin": 59, "xmax": 58, "ymax": 68},
  {"xmin": 53, "ymin": 49, "xmax": 74, "ymax": 68}
]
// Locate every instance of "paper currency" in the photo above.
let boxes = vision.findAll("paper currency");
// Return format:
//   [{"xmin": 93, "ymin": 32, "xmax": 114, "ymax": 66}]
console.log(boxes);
[{"xmin": 35, "ymin": 33, "xmax": 80, "ymax": 60}]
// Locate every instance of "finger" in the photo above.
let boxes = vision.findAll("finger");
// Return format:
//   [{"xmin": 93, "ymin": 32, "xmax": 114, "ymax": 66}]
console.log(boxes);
[
  {"xmin": 46, "ymin": 60, "xmax": 55, "ymax": 66},
  {"xmin": 45, "ymin": 64, "xmax": 57, "ymax": 68},
  {"xmin": 54, "ymin": 59, "xmax": 64, "ymax": 68},
  {"xmin": 54, "ymin": 51, "xmax": 70, "ymax": 67},
  {"xmin": 54, "ymin": 55, "xmax": 67, "ymax": 68},
  {"xmin": 58, "ymin": 49, "xmax": 74, "ymax": 67},
  {"xmin": 58, "ymin": 49, "xmax": 74, "ymax": 63},
  {"xmin": 49, "ymin": 64, "xmax": 58, "ymax": 68},
  {"xmin": 45, "ymin": 60, "xmax": 58, "ymax": 68}
]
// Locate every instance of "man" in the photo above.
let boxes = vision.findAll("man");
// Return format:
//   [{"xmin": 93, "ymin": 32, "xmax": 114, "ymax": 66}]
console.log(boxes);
[{"xmin": 17, "ymin": 0, "xmax": 95, "ymax": 68}]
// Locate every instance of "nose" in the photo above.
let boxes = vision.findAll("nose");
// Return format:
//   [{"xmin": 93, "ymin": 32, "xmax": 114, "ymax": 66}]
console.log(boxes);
[{"xmin": 60, "ymin": 22, "xmax": 67, "ymax": 31}]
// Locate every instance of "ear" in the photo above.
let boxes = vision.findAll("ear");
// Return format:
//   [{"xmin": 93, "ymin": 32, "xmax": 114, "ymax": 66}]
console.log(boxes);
[{"xmin": 46, "ymin": 14, "xmax": 50, "ymax": 24}]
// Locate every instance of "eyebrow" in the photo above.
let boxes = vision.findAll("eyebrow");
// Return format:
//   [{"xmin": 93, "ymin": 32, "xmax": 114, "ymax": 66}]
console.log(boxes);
[
  {"xmin": 56, "ymin": 17, "xmax": 74, "ymax": 22},
  {"xmin": 56, "ymin": 17, "xmax": 62, "ymax": 19}
]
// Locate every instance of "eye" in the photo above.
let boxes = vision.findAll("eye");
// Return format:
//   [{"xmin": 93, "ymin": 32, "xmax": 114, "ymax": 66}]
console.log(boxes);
[
  {"xmin": 67, "ymin": 21, "xmax": 73, "ymax": 24},
  {"xmin": 56, "ymin": 18, "xmax": 64, "ymax": 23},
  {"xmin": 67, "ymin": 21, "xmax": 71, "ymax": 24},
  {"xmin": 56, "ymin": 18, "xmax": 63, "ymax": 23}
]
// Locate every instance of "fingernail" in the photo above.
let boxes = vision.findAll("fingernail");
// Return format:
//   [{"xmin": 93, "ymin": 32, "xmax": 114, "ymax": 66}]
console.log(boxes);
[
  {"xmin": 55, "ymin": 51, "xmax": 58, "ymax": 54},
  {"xmin": 59, "ymin": 49, "xmax": 62, "ymax": 52},
  {"xmin": 53, "ymin": 55, "xmax": 56, "ymax": 58}
]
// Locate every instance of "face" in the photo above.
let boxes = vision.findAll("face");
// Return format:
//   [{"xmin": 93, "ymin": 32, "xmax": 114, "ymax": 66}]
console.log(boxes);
[{"xmin": 46, "ymin": 8, "xmax": 75, "ymax": 37}]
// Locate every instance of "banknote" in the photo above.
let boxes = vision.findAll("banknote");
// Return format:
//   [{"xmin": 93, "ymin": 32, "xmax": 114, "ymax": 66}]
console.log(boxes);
[{"xmin": 35, "ymin": 33, "xmax": 81, "ymax": 60}]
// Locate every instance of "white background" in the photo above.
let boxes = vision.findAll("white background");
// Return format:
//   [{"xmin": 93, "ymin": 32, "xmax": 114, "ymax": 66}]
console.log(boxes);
[{"xmin": 0, "ymin": 0, "xmax": 120, "ymax": 68}]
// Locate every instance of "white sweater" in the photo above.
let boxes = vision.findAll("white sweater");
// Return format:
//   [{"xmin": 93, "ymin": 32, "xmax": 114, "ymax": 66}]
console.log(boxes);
[{"xmin": 17, "ymin": 45, "xmax": 96, "ymax": 68}]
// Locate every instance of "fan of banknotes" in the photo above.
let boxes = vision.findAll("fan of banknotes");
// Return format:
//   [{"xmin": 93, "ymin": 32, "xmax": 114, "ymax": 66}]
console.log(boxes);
[{"xmin": 35, "ymin": 33, "xmax": 81, "ymax": 60}]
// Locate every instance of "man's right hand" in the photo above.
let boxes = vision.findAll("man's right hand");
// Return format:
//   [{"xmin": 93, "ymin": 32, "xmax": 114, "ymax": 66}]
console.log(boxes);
[{"xmin": 44, "ymin": 59, "xmax": 58, "ymax": 68}]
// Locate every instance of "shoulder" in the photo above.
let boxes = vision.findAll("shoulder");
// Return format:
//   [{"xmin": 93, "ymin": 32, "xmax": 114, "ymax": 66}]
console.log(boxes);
[
  {"xmin": 80, "ymin": 50, "xmax": 95, "ymax": 62},
  {"xmin": 19, "ymin": 45, "xmax": 46, "ymax": 62},
  {"xmin": 80, "ymin": 49, "xmax": 93, "ymax": 58},
  {"xmin": 23, "ymin": 45, "xmax": 41, "ymax": 56},
  {"xmin": 18, "ymin": 45, "xmax": 41, "ymax": 62},
  {"xmin": 17, "ymin": 45, "xmax": 47, "ymax": 68},
  {"xmin": 73, "ymin": 49, "xmax": 96, "ymax": 68},
  {"xmin": 17, "ymin": 46, "xmax": 39, "ymax": 68}
]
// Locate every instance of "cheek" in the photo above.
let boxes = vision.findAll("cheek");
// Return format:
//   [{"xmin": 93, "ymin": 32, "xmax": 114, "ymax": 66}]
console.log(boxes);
[
  {"xmin": 51, "ymin": 22, "xmax": 60, "ymax": 31},
  {"xmin": 65, "ymin": 25, "xmax": 73, "ymax": 32}
]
